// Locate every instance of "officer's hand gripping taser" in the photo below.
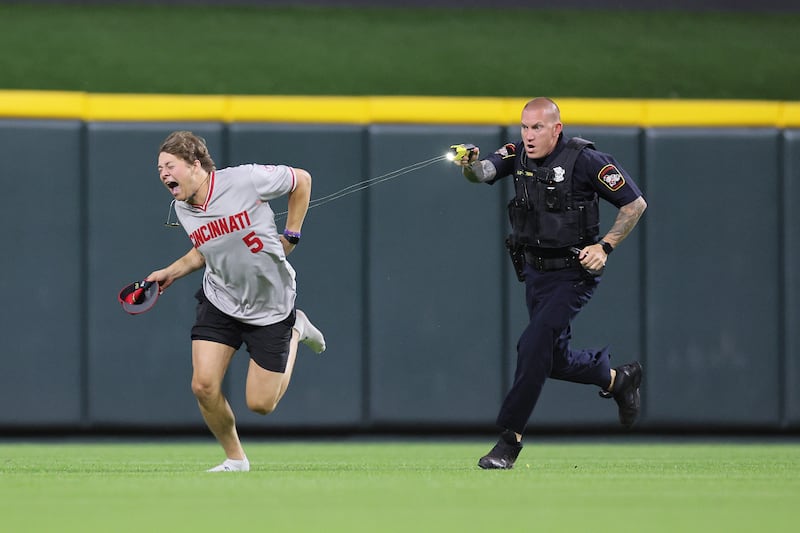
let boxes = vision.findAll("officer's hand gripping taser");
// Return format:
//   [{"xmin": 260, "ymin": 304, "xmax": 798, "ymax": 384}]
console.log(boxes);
[{"xmin": 447, "ymin": 143, "xmax": 478, "ymax": 162}]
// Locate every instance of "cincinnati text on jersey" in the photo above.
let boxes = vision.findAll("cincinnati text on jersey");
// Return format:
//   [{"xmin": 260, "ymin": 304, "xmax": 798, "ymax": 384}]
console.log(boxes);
[{"xmin": 189, "ymin": 210, "xmax": 252, "ymax": 248}]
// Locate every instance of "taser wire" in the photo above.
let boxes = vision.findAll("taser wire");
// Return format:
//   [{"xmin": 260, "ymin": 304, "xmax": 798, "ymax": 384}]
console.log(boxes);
[{"xmin": 164, "ymin": 153, "xmax": 448, "ymax": 227}]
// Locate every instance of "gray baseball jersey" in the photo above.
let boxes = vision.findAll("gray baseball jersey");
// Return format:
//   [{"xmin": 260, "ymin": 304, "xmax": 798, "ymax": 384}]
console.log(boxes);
[{"xmin": 175, "ymin": 164, "xmax": 297, "ymax": 326}]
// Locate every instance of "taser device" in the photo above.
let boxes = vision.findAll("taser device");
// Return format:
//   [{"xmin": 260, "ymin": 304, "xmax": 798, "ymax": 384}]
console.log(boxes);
[{"xmin": 447, "ymin": 143, "xmax": 477, "ymax": 161}]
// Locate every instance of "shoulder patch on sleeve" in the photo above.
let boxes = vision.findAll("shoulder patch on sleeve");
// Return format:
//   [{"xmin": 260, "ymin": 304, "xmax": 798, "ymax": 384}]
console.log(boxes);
[{"xmin": 598, "ymin": 164, "xmax": 625, "ymax": 191}]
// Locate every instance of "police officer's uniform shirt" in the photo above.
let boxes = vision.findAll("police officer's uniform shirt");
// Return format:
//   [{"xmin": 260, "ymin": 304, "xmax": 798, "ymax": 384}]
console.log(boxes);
[
  {"xmin": 175, "ymin": 164, "xmax": 297, "ymax": 326},
  {"xmin": 487, "ymin": 137, "xmax": 643, "ymax": 208}
]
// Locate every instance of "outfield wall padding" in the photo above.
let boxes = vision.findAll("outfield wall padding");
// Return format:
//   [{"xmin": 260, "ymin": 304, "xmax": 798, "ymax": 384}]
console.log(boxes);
[
  {"xmin": 0, "ymin": 119, "xmax": 797, "ymax": 433},
  {"xmin": 784, "ymin": 130, "xmax": 800, "ymax": 427},
  {"xmin": 0, "ymin": 120, "xmax": 84, "ymax": 426}
]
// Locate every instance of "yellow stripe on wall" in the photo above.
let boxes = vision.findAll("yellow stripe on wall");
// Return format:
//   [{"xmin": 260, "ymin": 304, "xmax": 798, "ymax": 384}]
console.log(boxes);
[
  {"xmin": 87, "ymin": 93, "xmax": 230, "ymax": 121},
  {"xmin": 643, "ymin": 99, "xmax": 782, "ymax": 127},
  {"xmin": 1, "ymin": 90, "xmax": 798, "ymax": 127},
  {"xmin": 228, "ymin": 95, "xmax": 370, "ymax": 124},
  {"xmin": 556, "ymin": 98, "xmax": 647, "ymax": 127},
  {"xmin": 0, "ymin": 90, "xmax": 88, "ymax": 120},
  {"xmin": 780, "ymin": 102, "xmax": 800, "ymax": 128},
  {"xmin": 366, "ymin": 96, "xmax": 510, "ymax": 125}
]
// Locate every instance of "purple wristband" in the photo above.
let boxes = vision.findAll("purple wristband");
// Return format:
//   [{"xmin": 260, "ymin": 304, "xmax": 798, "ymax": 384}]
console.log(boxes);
[{"xmin": 283, "ymin": 229, "xmax": 301, "ymax": 244}]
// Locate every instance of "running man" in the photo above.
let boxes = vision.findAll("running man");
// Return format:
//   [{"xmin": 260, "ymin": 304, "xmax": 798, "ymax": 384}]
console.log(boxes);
[{"xmin": 147, "ymin": 130, "xmax": 326, "ymax": 472}]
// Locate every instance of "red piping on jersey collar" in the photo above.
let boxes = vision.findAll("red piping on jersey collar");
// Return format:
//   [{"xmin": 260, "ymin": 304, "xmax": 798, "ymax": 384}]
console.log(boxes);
[{"xmin": 189, "ymin": 170, "xmax": 215, "ymax": 211}]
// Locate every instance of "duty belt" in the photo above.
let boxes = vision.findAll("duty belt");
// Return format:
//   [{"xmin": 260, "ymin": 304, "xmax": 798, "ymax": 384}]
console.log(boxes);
[{"xmin": 524, "ymin": 250, "xmax": 579, "ymax": 271}]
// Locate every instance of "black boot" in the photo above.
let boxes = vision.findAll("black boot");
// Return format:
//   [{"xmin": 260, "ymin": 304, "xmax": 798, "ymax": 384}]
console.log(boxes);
[
  {"xmin": 600, "ymin": 361, "xmax": 643, "ymax": 428},
  {"xmin": 478, "ymin": 429, "xmax": 522, "ymax": 470}
]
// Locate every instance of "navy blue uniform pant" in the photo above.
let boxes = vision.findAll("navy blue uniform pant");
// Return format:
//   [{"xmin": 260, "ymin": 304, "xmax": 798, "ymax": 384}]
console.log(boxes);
[{"xmin": 496, "ymin": 263, "xmax": 613, "ymax": 434}]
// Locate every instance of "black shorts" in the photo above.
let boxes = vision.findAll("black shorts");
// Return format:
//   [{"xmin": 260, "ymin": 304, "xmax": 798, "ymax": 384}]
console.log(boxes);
[{"xmin": 191, "ymin": 289, "xmax": 296, "ymax": 373}]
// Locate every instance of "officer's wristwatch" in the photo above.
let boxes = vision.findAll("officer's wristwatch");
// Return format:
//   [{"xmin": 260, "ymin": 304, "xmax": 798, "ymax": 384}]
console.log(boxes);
[{"xmin": 599, "ymin": 240, "xmax": 614, "ymax": 255}]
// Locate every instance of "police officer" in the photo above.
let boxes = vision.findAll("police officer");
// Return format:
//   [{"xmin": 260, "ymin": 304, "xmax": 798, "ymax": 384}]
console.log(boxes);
[{"xmin": 452, "ymin": 97, "xmax": 647, "ymax": 469}]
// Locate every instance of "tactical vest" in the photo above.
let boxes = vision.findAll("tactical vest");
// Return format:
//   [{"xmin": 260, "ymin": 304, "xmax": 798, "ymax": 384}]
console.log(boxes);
[{"xmin": 508, "ymin": 137, "xmax": 600, "ymax": 248}]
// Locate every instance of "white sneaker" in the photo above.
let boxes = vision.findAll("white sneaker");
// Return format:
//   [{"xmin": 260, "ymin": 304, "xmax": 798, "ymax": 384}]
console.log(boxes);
[
  {"xmin": 294, "ymin": 309, "xmax": 326, "ymax": 354},
  {"xmin": 206, "ymin": 457, "xmax": 250, "ymax": 472}
]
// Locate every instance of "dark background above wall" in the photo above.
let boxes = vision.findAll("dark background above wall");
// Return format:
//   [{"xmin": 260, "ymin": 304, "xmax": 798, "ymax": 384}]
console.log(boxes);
[{"xmin": 3, "ymin": 0, "xmax": 800, "ymax": 11}]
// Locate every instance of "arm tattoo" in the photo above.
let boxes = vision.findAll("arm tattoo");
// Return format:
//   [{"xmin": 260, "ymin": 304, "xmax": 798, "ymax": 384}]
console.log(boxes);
[
  {"xmin": 604, "ymin": 196, "xmax": 647, "ymax": 247},
  {"xmin": 463, "ymin": 160, "xmax": 497, "ymax": 183}
]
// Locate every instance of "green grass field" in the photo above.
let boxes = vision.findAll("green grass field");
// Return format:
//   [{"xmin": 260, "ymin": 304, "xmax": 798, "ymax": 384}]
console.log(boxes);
[
  {"xmin": 0, "ymin": 5, "xmax": 798, "ymax": 99},
  {"xmin": 1, "ymin": 440, "xmax": 798, "ymax": 532}
]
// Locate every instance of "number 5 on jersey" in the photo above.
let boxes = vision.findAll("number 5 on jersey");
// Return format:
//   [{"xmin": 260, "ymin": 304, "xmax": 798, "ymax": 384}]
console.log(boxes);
[{"xmin": 243, "ymin": 231, "xmax": 263, "ymax": 253}]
